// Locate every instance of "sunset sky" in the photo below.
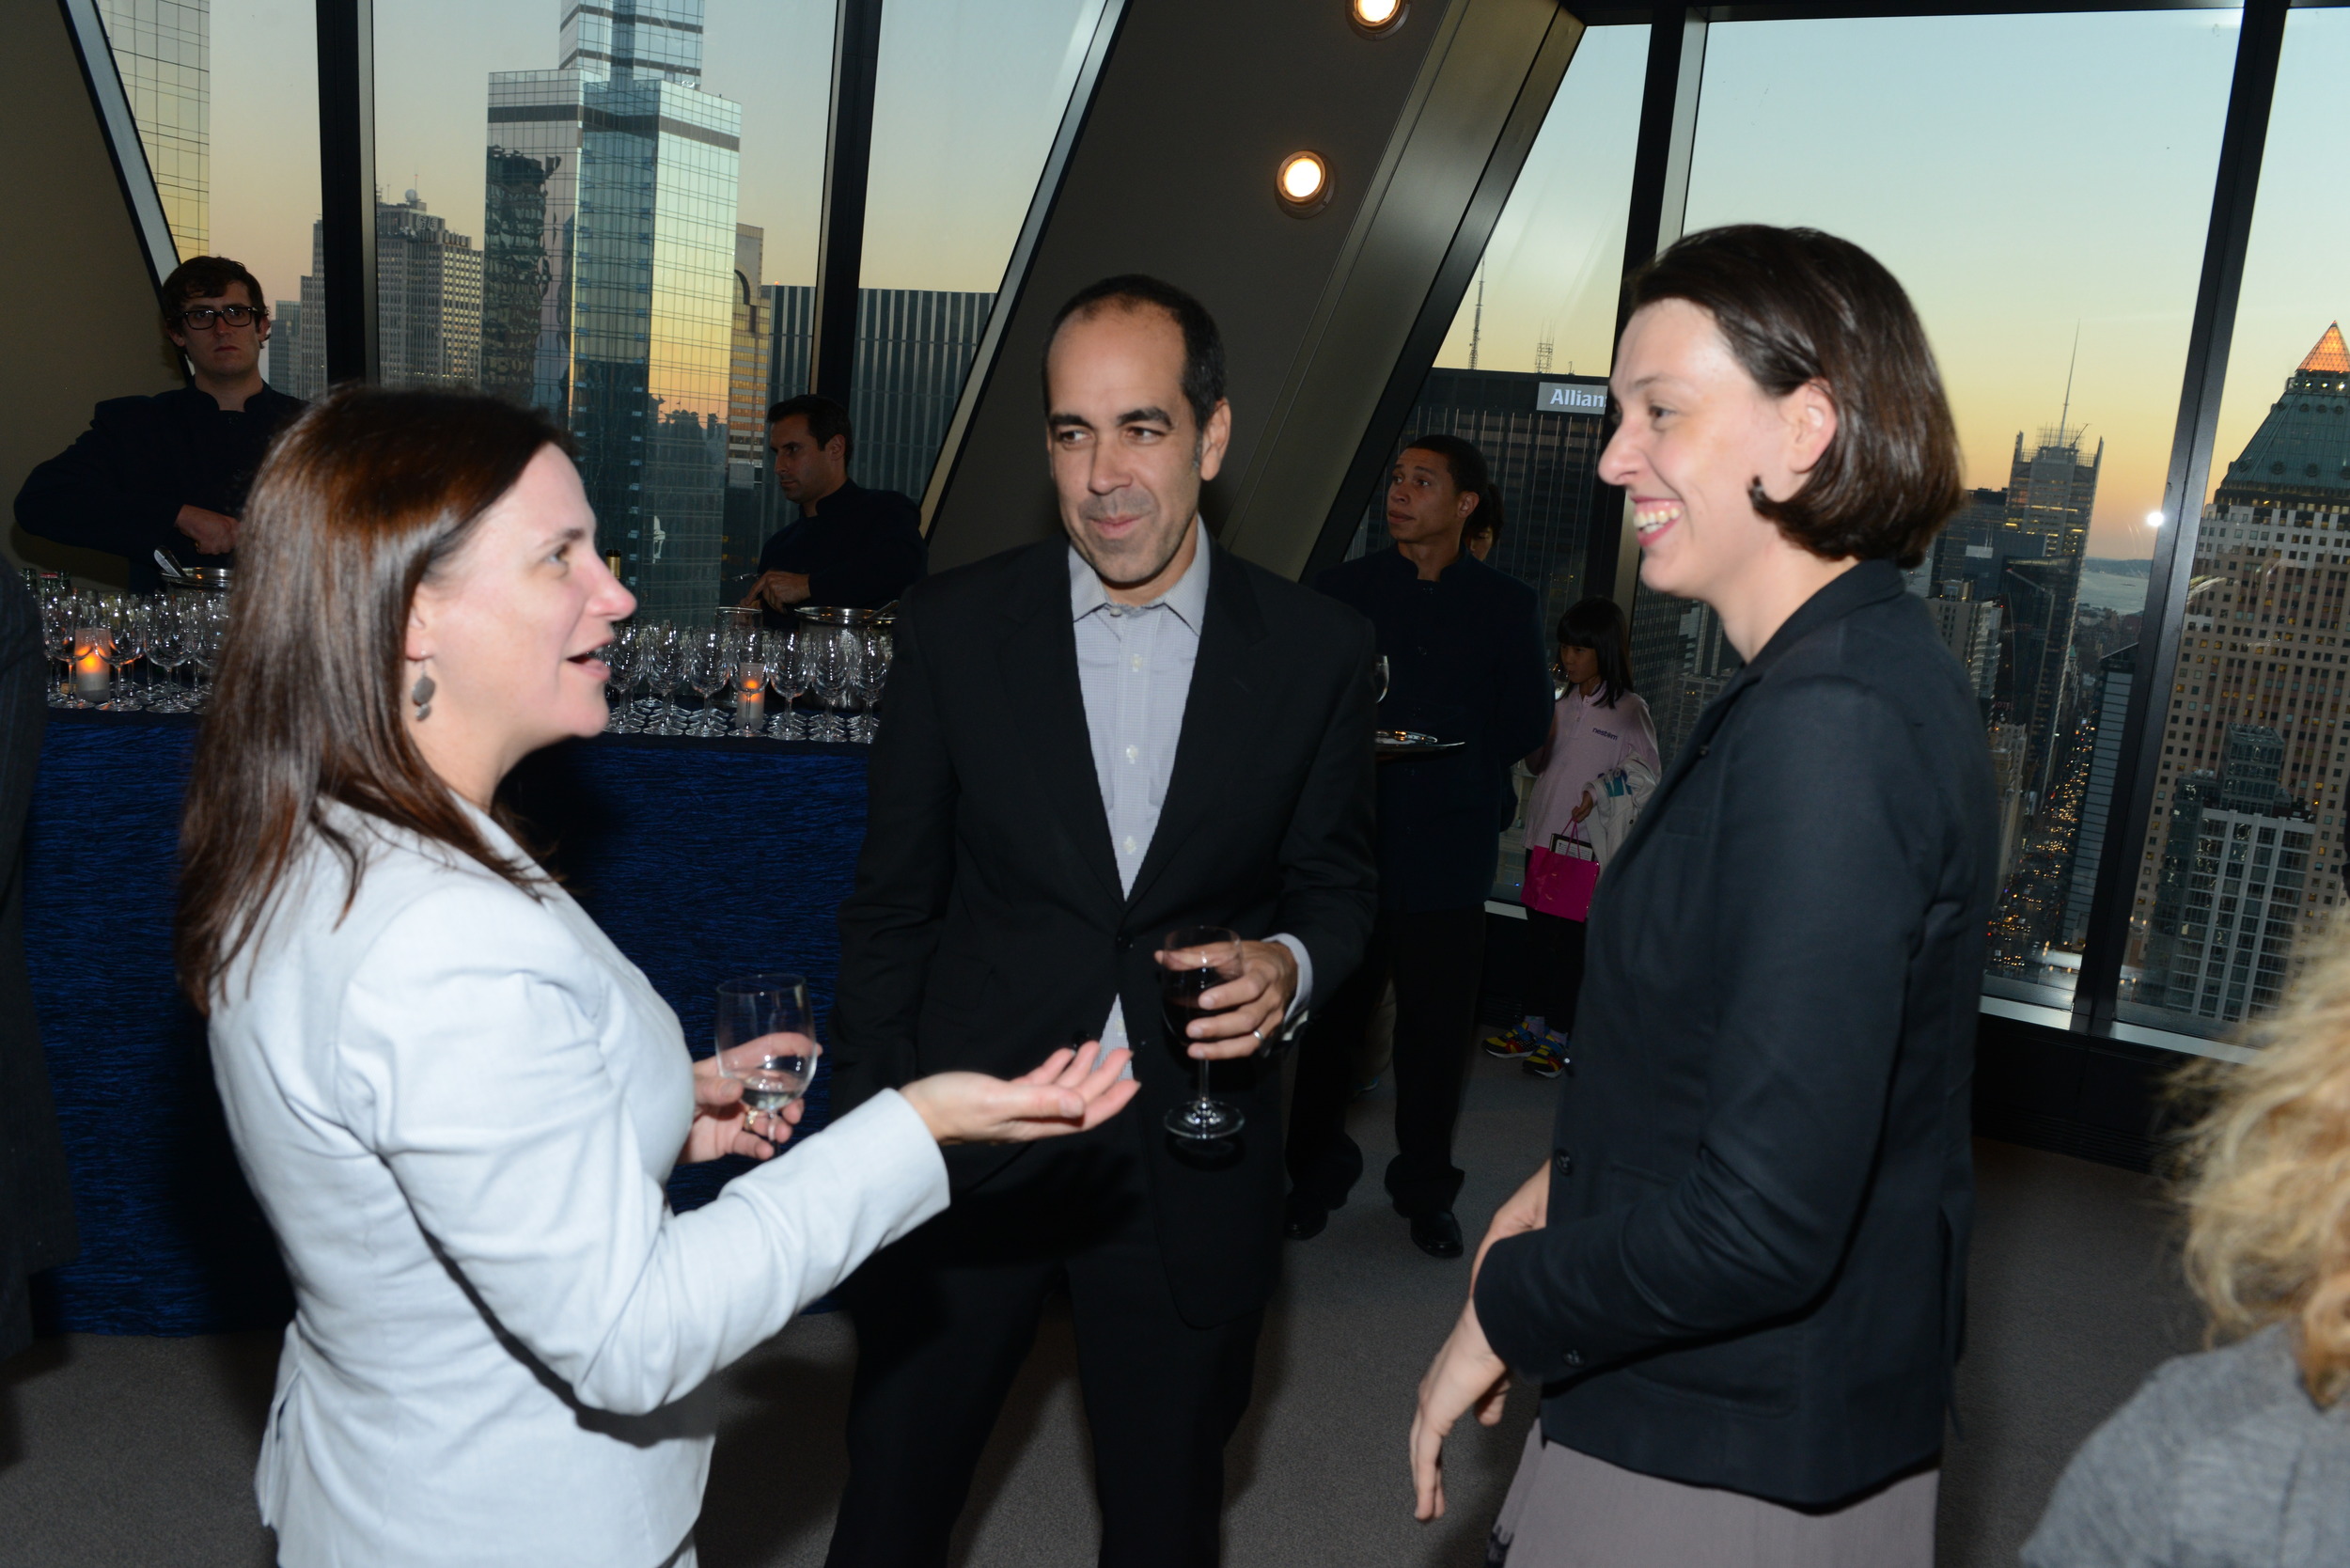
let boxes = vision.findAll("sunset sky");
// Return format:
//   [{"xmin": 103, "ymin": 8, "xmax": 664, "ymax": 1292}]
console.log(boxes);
[{"xmin": 189, "ymin": 3, "xmax": 2346, "ymax": 565}]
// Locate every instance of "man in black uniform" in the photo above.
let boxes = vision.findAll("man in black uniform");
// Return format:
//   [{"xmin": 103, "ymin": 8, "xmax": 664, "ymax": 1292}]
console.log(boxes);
[
  {"xmin": 15, "ymin": 257, "xmax": 305, "ymax": 592},
  {"xmin": 739, "ymin": 395, "xmax": 926, "ymax": 623},
  {"xmin": 1284, "ymin": 434, "xmax": 1553, "ymax": 1258}
]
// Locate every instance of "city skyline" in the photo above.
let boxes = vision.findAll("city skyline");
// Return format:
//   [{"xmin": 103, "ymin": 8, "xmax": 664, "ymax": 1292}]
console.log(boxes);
[{"xmin": 1434, "ymin": 8, "xmax": 2350, "ymax": 562}]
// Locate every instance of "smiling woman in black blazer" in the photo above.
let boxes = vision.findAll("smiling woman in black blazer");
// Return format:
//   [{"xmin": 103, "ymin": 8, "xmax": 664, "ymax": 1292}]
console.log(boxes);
[{"xmin": 1410, "ymin": 226, "xmax": 1997, "ymax": 1568}]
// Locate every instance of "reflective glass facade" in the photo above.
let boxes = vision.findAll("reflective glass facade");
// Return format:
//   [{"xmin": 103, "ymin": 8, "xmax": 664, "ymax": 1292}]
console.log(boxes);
[
  {"xmin": 482, "ymin": 3, "xmax": 742, "ymax": 624},
  {"xmin": 97, "ymin": 0, "xmax": 209, "ymax": 258}
]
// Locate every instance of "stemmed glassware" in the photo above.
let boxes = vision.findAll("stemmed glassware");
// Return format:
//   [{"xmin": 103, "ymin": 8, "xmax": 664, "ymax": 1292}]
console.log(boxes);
[
  {"xmin": 852, "ymin": 629, "xmax": 893, "ymax": 743},
  {"xmin": 183, "ymin": 601, "xmax": 225, "ymax": 712},
  {"xmin": 145, "ymin": 601, "xmax": 191, "ymax": 713},
  {"xmin": 1160, "ymin": 926, "xmax": 1246, "ymax": 1142},
  {"xmin": 681, "ymin": 631, "xmax": 728, "ymax": 736},
  {"xmin": 97, "ymin": 602, "xmax": 148, "ymax": 711},
  {"xmin": 712, "ymin": 973, "xmax": 821, "ymax": 1142},
  {"xmin": 767, "ymin": 628, "xmax": 806, "ymax": 739},
  {"xmin": 643, "ymin": 629, "xmax": 685, "ymax": 735},
  {"xmin": 39, "ymin": 595, "xmax": 81, "ymax": 708}
]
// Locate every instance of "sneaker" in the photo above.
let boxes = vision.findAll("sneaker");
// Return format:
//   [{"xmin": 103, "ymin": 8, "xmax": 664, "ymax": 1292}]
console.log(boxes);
[
  {"xmin": 1483, "ymin": 1021, "xmax": 1543, "ymax": 1059},
  {"xmin": 1524, "ymin": 1036, "xmax": 1569, "ymax": 1078}
]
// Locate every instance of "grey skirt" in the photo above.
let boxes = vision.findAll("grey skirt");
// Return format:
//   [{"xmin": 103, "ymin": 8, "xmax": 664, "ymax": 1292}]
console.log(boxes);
[{"xmin": 1488, "ymin": 1424, "xmax": 1937, "ymax": 1568}]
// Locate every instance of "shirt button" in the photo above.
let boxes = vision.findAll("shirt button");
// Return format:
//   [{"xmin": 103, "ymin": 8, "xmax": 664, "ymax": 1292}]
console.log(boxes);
[
  {"xmin": 1130, "ymin": 654, "xmax": 1143, "ymax": 671},
  {"xmin": 1124, "ymin": 745, "xmax": 1138, "ymax": 763},
  {"xmin": 1553, "ymin": 1151, "xmax": 1574, "ymax": 1178},
  {"xmin": 1563, "ymin": 1350, "xmax": 1584, "ymax": 1369},
  {"xmin": 1122, "ymin": 836, "xmax": 1137, "ymax": 855}
]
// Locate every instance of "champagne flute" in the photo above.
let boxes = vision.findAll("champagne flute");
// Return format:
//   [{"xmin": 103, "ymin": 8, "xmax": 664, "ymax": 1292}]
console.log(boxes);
[
  {"xmin": 713, "ymin": 973, "xmax": 821, "ymax": 1139},
  {"xmin": 1160, "ymin": 925, "xmax": 1246, "ymax": 1141}
]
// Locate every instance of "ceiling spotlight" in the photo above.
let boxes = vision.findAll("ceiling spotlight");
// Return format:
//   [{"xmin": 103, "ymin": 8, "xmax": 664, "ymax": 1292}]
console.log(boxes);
[
  {"xmin": 1277, "ymin": 151, "xmax": 1332, "ymax": 215},
  {"xmin": 1350, "ymin": 0, "xmax": 1408, "ymax": 38}
]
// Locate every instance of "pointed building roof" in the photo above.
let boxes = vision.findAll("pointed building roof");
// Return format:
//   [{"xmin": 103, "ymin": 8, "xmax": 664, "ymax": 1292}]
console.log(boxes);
[
  {"xmin": 2216, "ymin": 324, "xmax": 2350, "ymax": 501},
  {"xmin": 2301, "ymin": 322, "xmax": 2350, "ymax": 377}
]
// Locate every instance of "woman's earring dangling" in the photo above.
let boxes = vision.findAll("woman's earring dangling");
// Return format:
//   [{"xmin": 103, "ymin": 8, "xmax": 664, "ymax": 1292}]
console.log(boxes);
[{"xmin": 411, "ymin": 672, "xmax": 435, "ymax": 722}]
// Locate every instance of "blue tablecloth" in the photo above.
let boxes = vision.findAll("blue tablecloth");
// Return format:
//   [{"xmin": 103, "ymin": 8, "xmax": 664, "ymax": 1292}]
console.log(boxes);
[{"xmin": 24, "ymin": 713, "xmax": 870, "ymax": 1336}]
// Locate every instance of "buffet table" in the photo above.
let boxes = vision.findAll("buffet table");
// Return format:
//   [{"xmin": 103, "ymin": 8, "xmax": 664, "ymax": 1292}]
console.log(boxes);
[{"xmin": 24, "ymin": 710, "xmax": 870, "ymax": 1336}]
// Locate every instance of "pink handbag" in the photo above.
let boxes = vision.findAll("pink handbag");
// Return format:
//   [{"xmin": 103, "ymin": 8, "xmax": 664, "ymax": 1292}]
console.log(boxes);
[{"xmin": 1523, "ymin": 832, "xmax": 1600, "ymax": 921}]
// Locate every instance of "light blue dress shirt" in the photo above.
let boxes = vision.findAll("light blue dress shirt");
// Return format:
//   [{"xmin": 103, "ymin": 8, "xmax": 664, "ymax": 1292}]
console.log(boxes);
[{"xmin": 1068, "ymin": 519, "xmax": 1312, "ymax": 1064}]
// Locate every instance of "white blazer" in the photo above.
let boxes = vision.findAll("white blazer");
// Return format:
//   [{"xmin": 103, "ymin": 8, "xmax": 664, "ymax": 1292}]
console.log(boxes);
[{"xmin": 208, "ymin": 803, "xmax": 948, "ymax": 1568}]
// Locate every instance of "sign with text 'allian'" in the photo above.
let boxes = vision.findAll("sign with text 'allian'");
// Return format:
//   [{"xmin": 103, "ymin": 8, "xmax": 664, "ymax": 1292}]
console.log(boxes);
[{"xmin": 1535, "ymin": 381, "xmax": 1608, "ymax": 415}]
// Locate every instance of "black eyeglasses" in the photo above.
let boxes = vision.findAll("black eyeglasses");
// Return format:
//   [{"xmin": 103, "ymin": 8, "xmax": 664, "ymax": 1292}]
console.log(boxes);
[{"xmin": 174, "ymin": 305, "xmax": 264, "ymax": 331}]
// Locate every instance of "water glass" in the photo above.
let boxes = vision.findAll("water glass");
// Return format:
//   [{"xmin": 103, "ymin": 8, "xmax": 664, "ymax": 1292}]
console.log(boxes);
[{"xmin": 713, "ymin": 973, "xmax": 820, "ymax": 1141}]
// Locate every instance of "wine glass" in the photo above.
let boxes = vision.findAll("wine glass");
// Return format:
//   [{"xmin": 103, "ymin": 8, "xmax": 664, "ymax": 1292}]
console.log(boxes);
[
  {"xmin": 39, "ymin": 595, "xmax": 80, "ymax": 708},
  {"xmin": 682, "ymin": 630, "xmax": 728, "ymax": 736},
  {"xmin": 645, "ymin": 627, "xmax": 686, "ymax": 734},
  {"xmin": 146, "ymin": 600, "xmax": 191, "ymax": 713},
  {"xmin": 1159, "ymin": 925, "xmax": 1246, "ymax": 1141},
  {"xmin": 99, "ymin": 601, "xmax": 148, "ymax": 711},
  {"xmin": 854, "ymin": 629, "xmax": 894, "ymax": 742},
  {"xmin": 713, "ymin": 973, "xmax": 821, "ymax": 1141}
]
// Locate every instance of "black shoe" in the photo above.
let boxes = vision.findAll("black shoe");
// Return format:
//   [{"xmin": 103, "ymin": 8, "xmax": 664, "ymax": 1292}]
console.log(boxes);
[
  {"xmin": 1284, "ymin": 1197, "xmax": 1329, "ymax": 1241},
  {"xmin": 1409, "ymin": 1210, "xmax": 1464, "ymax": 1259}
]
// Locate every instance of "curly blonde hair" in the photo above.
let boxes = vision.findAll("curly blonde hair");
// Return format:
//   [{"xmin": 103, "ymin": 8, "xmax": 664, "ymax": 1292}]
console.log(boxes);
[{"xmin": 2173, "ymin": 916, "xmax": 2350, "ymax": 1407}]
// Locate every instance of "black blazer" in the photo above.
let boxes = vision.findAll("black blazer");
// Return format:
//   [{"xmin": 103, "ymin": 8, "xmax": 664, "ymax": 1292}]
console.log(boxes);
[
  {"xmin": 830, "ymin": 536, "xmax": 1378, "ymax": 1325},
  {"xmin": 1474, "ymin": 560, "xmax": 1997, "ymax": 1507},
  {"xmin": 0, "ymin": 572, "xmax": 74, "ymax": 1361},
  {"xmin": 14, "ymin": 384, "xmax": 305, "ymax": 592}
]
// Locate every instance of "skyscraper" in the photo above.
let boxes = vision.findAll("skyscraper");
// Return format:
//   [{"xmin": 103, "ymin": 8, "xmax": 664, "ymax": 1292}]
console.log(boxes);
[
  {"xmin": 720, "ymin": 225, "xmax": 773, "ymax": 598},
  {"xmin": 482, "ymin": 0, "xmax": 742, "ymax": 624},
  {"xmin": 762, "ymin": 285, "xmax": 995, "ymax": 507},
  {"xmin": 2128, "ymin": 323, "xmax": 2350, "ymax": 1023},
  {"xmin": 376, "ymin": 193, "xmax": 482, "ymax": 391},
  {"xmin": 96, "ymin": 0, "xmax": 207, "ymax": 258},
  {"xmin": 273, "ymin": 195, "xmax": 483, "ymax": 400}
]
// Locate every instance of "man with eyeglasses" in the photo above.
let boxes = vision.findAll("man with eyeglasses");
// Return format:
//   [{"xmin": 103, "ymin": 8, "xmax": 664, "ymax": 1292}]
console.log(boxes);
[{"xmin": 15, "ymin": 257, "xmax": 305, "ymax": 592}]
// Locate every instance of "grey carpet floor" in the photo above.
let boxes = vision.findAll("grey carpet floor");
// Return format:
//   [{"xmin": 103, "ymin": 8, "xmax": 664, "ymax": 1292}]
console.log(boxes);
[{"xmin": 0, "ymin": 1048, "xmax": 2201, "ymax": 1567}]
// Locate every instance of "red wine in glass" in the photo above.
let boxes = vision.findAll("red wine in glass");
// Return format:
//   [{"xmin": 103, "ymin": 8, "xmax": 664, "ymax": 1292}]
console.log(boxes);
[{"xmin": 1160, "ymin": 926, "xmax": 1245, "ymax": 1141}]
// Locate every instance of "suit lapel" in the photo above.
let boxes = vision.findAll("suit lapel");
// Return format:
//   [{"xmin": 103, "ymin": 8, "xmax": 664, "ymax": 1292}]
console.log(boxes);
[
  {"xmin": 998, "ymin": 544, "xmax": 1125, "ymax": 909},
  {"xmin": 1123, "ymin": 546, "xmax": 1266, "ymax": 917}
]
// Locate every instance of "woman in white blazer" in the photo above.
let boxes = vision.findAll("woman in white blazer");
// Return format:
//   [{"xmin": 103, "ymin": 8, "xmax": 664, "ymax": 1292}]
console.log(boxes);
[{"xmin": 175, "ymin": 386, "xmax": 1136, "ymax": 1568}]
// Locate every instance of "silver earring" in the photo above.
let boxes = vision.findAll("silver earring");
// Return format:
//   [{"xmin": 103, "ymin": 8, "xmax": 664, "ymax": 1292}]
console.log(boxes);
[{"xmin": 411, "ymin": 672, "xmax": 435, "ymax": 721}]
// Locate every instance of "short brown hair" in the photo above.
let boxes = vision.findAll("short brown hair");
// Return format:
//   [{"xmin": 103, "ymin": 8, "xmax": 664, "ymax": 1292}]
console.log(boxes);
[
  {"xmin": 1628, "ymin": 226, "xmax": 1963, "ymax": 570},
  {"xmin": 176, "ymin": 386, "xmax": 565, "ymax": 1011},
  {"xmin": 160, "ymin": 255, "xmax": 266, "ymax": 325}
]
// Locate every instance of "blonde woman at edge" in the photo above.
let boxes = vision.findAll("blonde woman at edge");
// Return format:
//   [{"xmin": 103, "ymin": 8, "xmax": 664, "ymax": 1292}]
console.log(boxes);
[
  {"xmin": 176, "ymin": 386, "xmax": 1137, "ymax": 1568},
  {"xmin": 2024, "ymin": 934, "xmax": 2350, "ymax": 1567}
]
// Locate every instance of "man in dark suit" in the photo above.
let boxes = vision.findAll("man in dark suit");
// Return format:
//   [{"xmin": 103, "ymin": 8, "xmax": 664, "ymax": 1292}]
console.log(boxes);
[
  {"xmin": 1, "ymin": 569, "xmax": 74, "ymax": 1362},
  {"xmin": 738, "ymin": 394, "xmax": 927, "ymax": 622},
  {"xmin": 823, "ymin": 275, "xmax": 1377, "ymax": 1567},
  {"xmin": 15, "ymin": 257, "xmax": 305, "ymax": 592}
]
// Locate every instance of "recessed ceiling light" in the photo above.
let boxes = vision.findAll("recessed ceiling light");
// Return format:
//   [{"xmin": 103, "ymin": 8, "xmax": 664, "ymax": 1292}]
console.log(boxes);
[
  {"xmin": 1350, "ymin": 0, "xmax": 1407, "ymax": 38},
  {"xmin": 1277, "ymin": 151, "xmax": 1331, "ymax": 215}
]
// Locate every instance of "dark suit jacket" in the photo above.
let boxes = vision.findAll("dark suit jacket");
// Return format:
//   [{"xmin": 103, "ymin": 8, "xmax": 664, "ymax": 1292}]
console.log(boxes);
[
  {"xmin": 755, "ymin": 480, "xmax": 927, "ymax": 619},
  {"xmin": 1475, "ymin": 560, "xmax": 1997, "ymax": 1507},
  {"xmin": 0, "ymin": 572, "xmax": 74, "ymax": 1361},
  {"xmin": 14, "ymin": 384, "xmax": 305, "ymax": 592},
  {"xmin": 1313, "ymin": 547, "xmax": 1554, "ymax": 910},
  {"xmin": 830, "ymin": 535, "xmax": 1378, "ymax": 1326}
]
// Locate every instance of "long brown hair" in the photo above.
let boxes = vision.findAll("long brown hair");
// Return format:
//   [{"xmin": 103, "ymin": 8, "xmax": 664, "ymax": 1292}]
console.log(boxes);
[
  {"xmin": 1629, "ymin": 225, "xmax": 1966, "ymax": 571},
  {"xmin": 176, "ymin": 385, "xmax": 565, "ymax": 1011}
]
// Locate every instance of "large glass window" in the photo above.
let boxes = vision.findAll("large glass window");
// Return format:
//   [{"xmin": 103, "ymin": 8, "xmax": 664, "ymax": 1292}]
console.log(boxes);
[
  {"xmin": 371, "ymin": 0, "xmax": 832, "ymax": 624},
  {"xmin": 2119, "ymin": 7, "xmax": 2350, "ymax": 1040},
  {"xmin": 1662, "ymin": 9, "xmax": 2239, "ymax": 1010},
  {"xmin": 89, "ymin": 1, "xmax": 321, "ymax": 380},
  {"xmin": 1333, "ymin": 25, "xmax": 1645, "ymax": 903},
  {"xmin": 840, "ymin": 0, "xmax": 1108, "ymax": 509}
]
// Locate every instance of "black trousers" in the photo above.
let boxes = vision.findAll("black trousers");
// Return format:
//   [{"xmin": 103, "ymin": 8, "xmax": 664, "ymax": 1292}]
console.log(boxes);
[
  {"xmin": 824, "ymin": 1131, "xmax": 1262, "ymax": 1568},
  {"xmin": 1524, "ymin": 909, "xmax": 1589, "ymax": 1034},
  {"xmin": 1284, "ymin": 906, "xmax": 1486, "ymax": 1217}
]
